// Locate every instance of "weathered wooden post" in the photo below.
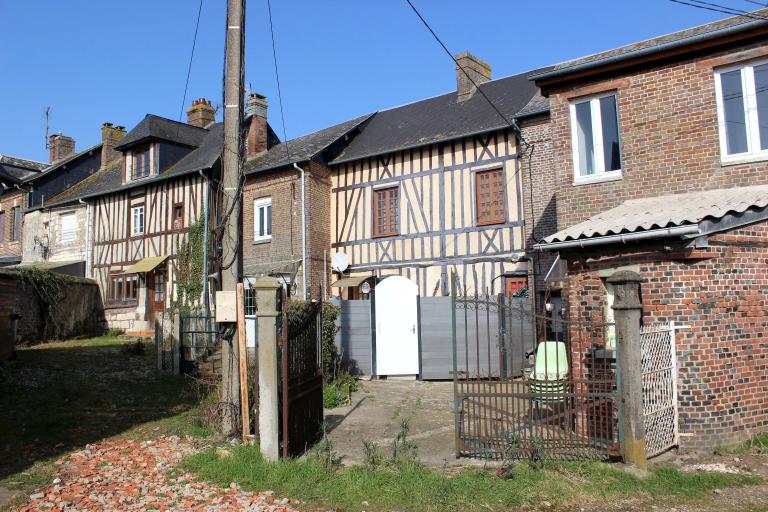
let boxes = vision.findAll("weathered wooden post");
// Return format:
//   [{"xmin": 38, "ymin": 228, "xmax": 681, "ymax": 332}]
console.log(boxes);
[
  {"xmin": 252, "ymin": 277, "xmax": 282, "ymax": 460},
  {"xmin": 608, "ymin": 270, "xmax": 647, "ymax": 470}
]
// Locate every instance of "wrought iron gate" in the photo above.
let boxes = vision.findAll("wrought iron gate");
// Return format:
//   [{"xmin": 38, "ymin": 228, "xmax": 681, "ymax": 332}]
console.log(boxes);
[
  {"xmin": 640, "ymin": 322, "xmax": 679, "ymax": 457},
  {"xmin": 278, "ymin": 297, "xmax": 324, "ymax": 457},
  {"xmin": 452, "ymin": 277, "xmax": 619, "ymax": 461}
]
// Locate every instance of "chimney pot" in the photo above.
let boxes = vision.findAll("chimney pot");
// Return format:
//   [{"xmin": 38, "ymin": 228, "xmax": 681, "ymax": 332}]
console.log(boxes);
[
  {"xmin": 247, "ymin": 93, "xmax": 269, "ymax": 157},
  {"xmin": 101, "ymin": 123, "xmax": 127, "ymax": 167},
  {"xmin": 49, "ymin": 134, "xmax": 76, "ymax": 163},
  {"xmin": 186, "ymin": 97, "xmax": 216, "ymax": 128},
  {"xmin": 455, "ymin": 51, "xmax": 492, "ymax": 102}
]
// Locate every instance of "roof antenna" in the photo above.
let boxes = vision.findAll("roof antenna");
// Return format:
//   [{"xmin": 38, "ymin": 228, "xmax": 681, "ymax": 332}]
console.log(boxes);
[{"xmin": 44, "ymin": 106, "xmax": 51, "ymax": 150}]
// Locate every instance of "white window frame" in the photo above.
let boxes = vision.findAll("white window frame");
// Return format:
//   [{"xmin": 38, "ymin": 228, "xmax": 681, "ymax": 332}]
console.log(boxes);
[
  {"xmin": 131, "ymin": 205, "xmax": 145, "ymax": 236},
  {"xmin": 253, "ymin": 197, "xmax": 272, "ymax": 242},
  {"xmin": 59, "ymin": 211, "xmax": 76, "ymax": 243},
  {"xmin": 569, "ymin": 91, "xmax": 623, "ymax": 184},
  {"xmin": 715, "ymin": 60, "xmax": 768, "ymax": 164}
]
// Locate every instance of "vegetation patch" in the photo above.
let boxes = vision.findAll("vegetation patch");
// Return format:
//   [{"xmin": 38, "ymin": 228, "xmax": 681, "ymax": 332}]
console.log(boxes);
[
  {"xmin": 182, "ymin": 445, "xmax": 758, "ymax": 512},
  {"xmin": 16, "ymin": 267, "xmax": 67, "ymax": 339}
]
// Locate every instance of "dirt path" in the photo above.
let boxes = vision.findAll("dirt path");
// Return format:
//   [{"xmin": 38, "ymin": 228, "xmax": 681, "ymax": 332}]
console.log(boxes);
[{"xmin": 11, "ymin": 436, "xmax": 297, "ymax": 512}]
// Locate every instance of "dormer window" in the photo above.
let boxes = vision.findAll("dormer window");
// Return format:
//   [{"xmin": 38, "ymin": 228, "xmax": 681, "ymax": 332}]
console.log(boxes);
[{"xmin": 131, "ymin": 145, "xmax": 152, "ymax": 180}]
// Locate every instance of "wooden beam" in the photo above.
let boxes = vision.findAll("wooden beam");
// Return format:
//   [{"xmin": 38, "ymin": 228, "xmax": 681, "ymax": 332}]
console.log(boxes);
[{"xmin": 236, "ymin": 283, "xmax": 250, "ymax": 439}]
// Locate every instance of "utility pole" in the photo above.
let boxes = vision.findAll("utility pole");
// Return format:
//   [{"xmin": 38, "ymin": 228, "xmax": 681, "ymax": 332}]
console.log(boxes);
[{"xmin": 219, "ymin": 0, "xmax": 245, "ymax": 437}]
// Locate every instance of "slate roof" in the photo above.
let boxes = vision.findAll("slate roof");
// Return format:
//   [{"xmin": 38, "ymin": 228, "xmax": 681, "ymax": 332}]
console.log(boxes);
[
  {"xmin": 45, "ymin": 123, "xmax": 222, "ymax": 207},
  {"xmin": 23, "ymin": 143, "xmax": 101, "ymax": 184},
  {"xmin": 542, "ymin": 185, "xmax": 768, "ymax": 243},
  {"xmin": 244, "ymin": 114, "xmax": 373, "ymax": 175},
  {"xmin": 331, "ymin": 68, "xmax": 550, "ymax": 164},
  {"xmin": 532, "ymin": 8, "xmax": 768, "ymax": 82},
  {"xmin": 114, "ymin": 115, "xmax": 208, "ymax": 150},
  {"xmin": 0, "ymin": 155, "xmax": 48, "ymax": 184}
]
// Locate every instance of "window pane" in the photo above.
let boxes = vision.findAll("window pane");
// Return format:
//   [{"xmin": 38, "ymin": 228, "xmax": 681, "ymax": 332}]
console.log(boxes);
[
  {"xmin": 755, "ymin": 64, "xmax": 768, "ymax": 150},
  {"xmin": 266, "ymin": 205, "xmax": 272, "ymax": 235},
  {"xmin": 599, "ymin": 96, "xmax": 622, "ymax": 171},
  {"xmin": 721, "ymin": 69, "xmax": 748, "ymax": 155},
  {"xmin": 258, "ymin": 207, "xmax": 264, "ymax": 237},
  {"xmin": 575, "ymin": 101, "xmax": 595, "ymax": 175}
]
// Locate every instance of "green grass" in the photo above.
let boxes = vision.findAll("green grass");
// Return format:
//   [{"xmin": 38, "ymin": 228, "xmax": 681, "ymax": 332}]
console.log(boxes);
[
  {"xmin": 181, "ymin": 444, "xmax": 760, "ymax": 512},
  {"xmin": 0, "ymin": 335, "xmax": 212, "ymax": 499}
]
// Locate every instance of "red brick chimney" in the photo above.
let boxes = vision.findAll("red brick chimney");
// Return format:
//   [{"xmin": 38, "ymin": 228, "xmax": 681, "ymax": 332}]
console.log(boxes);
[
  {"xmin": 49, "ymin": 133, "xmax": 76, "ymax": 163},
  {"xmin": 186, "ymin": 98, "xmax": 216, "ymax": 128},
  {"xmin": 101, "ymin": 123, "xmax": 127, "ymax": 166},
  {"xmin": 455, "ymin": 52, "xmax": 491, "ymax": 102},
  {"xmin": 246, "ymin": 93, "xmax": 268, "ymax": 157}
]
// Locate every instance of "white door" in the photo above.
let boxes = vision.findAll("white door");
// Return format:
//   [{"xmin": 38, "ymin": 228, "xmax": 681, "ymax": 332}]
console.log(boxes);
[{"xmin": 374, "ymin": 276, "xmax": 419, "ymax": 376}]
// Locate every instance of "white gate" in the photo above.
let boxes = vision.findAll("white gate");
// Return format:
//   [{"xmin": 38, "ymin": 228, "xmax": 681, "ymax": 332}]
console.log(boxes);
[
  {"xmin": 640, "ymin": 322, "xmax": 680, "ymax": 457},
  {"xmin": 374, "ymin": 276, "xmax": 419, "ymax": 376}
]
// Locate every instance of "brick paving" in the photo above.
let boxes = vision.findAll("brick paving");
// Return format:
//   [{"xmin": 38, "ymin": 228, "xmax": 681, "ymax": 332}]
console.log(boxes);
[{"xmin": 13, "ymin": 436, "xmax": 297, "ymax": 512}]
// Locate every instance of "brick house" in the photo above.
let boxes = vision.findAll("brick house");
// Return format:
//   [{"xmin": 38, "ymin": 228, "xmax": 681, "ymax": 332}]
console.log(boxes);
[
  {"xmin": 0, "ymin": 155, "xmax": 47, "ymax": 266},
  {"xmin": 241, "ymin": 93, "xmax": 371, "ymax": 299},
  {"xmin": 531, "ymin": 12, "xmax": 768, "ymax": 449}
]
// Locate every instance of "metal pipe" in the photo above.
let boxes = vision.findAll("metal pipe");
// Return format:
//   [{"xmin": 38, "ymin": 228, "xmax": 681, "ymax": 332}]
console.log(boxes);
[
  {"xmin": 533, "ymin": 225, "xmax": 701, "ymax": 251},
  {"xmin": 293, "ymin": 163, "xmax": 307, "ymax": 299},
  {"xmin": 198, "ymin": 169, "xmax": 210, "ymax": 309}
]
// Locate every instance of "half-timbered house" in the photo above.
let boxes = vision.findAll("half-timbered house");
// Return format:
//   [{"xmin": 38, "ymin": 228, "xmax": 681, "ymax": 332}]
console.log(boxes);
[
  {"xmin": 49, "ymin": 100, "xmax": 221, "ymax": 333},
  {"xmin": 329, "ymin": 53, "xmax": 545, "ymax": 297}
]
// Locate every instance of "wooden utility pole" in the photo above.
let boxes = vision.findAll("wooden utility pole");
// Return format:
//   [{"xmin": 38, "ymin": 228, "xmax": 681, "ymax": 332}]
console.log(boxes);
[{"xmin": 220, "ymin": 0, "xmax": 245, "ymax": 436}]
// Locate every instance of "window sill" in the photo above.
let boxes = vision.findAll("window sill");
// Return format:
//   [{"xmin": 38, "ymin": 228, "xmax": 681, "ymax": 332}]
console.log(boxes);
[
  {"xmin": 720, "ymin": 153, "xmax": 768, "ymax": 167},
  {"xmin": 373, "ymin": 233, "xmax": 399, "ymax": 239},
  {"xmin": 573, "ymin": 172, "xmax": 623, "ymax": 186},
  {"xmin": 476, "ymin": 220, "xmax": 507, "ymax": 228},
  {"xmin": 104, "ymin": 302, "xmax": 138, "ymax": 310},
  {"xmin": 253, "ymin": 237, "xmax": 272, "ymax": 245}
]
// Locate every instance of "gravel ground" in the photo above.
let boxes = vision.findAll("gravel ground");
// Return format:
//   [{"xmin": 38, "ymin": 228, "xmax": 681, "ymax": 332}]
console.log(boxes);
[{"xmin": 11, "ymin": 437, "xmax": 297, "ymax": 512}]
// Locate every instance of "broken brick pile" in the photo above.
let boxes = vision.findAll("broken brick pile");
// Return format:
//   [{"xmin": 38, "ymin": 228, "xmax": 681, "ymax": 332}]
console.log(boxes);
[{"xmin": 14, "ymin": 436, "xmax": 297, "ymax": 512}]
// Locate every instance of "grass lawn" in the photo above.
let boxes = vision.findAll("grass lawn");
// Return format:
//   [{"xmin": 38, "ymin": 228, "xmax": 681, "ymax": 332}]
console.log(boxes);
[
  {"xmin": 0, "ymin": 335, "xmax": 211, "ymax": 496},
  {"xmin": 182, "ymin": 444, "xmax": 760, "ymax": 512}
]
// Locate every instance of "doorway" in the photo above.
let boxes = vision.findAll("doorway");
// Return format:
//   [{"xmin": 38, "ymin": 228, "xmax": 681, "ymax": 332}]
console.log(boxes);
[
  {"xmin": 147, "ymin": 268, "xmax": 167, "ymax": 317},
  {"xmin": 374, "ymin": 276, "xmax": 419, "ymax": 377}
]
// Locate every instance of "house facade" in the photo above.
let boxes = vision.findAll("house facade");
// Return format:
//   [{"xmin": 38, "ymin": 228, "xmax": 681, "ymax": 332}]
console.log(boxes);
[
  {"xmin": 532, "ymin": 12, "xmax": 768, "ymax": 449},
  {"xmin": 47, "ymin": 100, "xmax": 221, "ymax": 333},
  {"xmin": 0, "ymin": 155, "xmax": 47, "ymax": 266},
  {"xmin": 328, "ymin": 53, "xmax": 543, "ymax": 297}
]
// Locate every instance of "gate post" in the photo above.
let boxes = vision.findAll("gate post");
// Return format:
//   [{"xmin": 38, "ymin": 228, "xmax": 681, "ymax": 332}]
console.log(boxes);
[
  {"xmin": 252, "ymin": 277, "xmax": 282, "ymax": 461},
  {"xmin": 607, "ymin": 270, "xmax": 647, "ymax": 469}
]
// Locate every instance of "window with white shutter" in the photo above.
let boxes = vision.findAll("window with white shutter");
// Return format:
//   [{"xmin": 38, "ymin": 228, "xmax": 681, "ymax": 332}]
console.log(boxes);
[{"xmin": 59, "ymin": 212, "xmax": 76, "ymax": 243}]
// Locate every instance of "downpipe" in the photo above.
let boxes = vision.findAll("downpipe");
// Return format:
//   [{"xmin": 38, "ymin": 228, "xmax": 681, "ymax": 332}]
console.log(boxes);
[{"xmin": 293, "ymin": 163, "xmax": 308, "ymax": 299}]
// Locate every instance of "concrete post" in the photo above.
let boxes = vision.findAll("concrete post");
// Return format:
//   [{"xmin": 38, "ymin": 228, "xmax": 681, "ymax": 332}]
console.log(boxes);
[
  {"xmin": 607, "ymin": 270, "xmax": 647, "ymax": 470},
  {"xmin": 172, "ymin": 311, "xmax": 181, "ymax": 376},
  {"xmin": 253, "ymin": 277, "xmax": 282, "ymax": 461}
]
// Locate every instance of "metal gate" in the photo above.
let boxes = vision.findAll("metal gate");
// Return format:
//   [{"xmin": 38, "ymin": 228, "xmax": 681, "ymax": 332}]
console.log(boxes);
[
  {"xmin": 640, "ymin": 322, "xmax": 679, "ymax": 457},
  {"xmin": 278, "ymin": 296, "xmax": 324, "ymax": 457},
  {"xmin": 179, "ymin": 311, "xmax": 218, "ymax": 376},
  {"xmin": 452, "ymin": 278, "xmax": 618, "ymax": 461}
]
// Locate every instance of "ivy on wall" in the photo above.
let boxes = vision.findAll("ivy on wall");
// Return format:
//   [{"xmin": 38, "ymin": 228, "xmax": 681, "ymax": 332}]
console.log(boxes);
[
  {"xmin": 17, "ymin": 267, "xmax": 66, "ymax": 339},
  {"xmin": 173, "ymin": 217, "xmax": 207, "ymax": 314}
]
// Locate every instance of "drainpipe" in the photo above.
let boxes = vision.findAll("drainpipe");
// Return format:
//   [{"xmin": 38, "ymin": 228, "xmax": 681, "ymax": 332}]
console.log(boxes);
[
  {"xmin": 293, "ymin": 163, "xmax": 308, "ymax": 299},
  {"xmin": 198, "ymin": 170, "xmax": 210, "ymax": 309},
  {"xmin": 79, "ymin": 199, "xmax": 93, "ymax": 278}
]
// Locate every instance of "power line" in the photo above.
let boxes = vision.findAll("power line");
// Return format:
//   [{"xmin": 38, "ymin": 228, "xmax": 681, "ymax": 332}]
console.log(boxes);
[
  {"xmin": 667, "ymin": 0, "xmax": 768, "ymax": 19},
  {"xmin": 741, "ymin": 0, "xmax": 768, "ymax": 7},
  {"xmin": 266, "ymin": 0, "xmax": 290, "ymax": 161},
  {"xmin": 178, "ymin": 0, "xmax": 205, "ymax": 121}
]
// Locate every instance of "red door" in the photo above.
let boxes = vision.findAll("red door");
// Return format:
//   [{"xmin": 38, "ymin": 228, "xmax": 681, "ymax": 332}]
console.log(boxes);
[{"xmin": 148, "ymin": 270, "xmax": 166, "ymax": 316}]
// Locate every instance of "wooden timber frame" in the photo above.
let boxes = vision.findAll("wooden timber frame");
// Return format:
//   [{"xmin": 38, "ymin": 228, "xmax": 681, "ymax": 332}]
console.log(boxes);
[
  {"xmin": 91, "ymin": 172, "xmax": 209, "ymax": 327},
  {"xmin": 331, "ymin": 128, "xmax": 528, "ymax": 296}
]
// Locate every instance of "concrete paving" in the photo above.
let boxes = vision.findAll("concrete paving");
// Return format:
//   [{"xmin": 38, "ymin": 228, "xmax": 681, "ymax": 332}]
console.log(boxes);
[{"xmin": 325, "ymin": 379, "xmax": 472, "ymax": 467}]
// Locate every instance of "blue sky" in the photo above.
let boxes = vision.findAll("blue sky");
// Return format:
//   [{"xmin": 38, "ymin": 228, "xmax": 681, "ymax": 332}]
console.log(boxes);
[{"xmin": 0, "ymin": 0, "xmax": 726, "ymax": 162}]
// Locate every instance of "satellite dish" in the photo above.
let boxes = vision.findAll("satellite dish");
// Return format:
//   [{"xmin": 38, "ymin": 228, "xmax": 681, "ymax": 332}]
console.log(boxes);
[{"xmin": 331, "ymin": 252, "xmax": 349, "ymax": 273}]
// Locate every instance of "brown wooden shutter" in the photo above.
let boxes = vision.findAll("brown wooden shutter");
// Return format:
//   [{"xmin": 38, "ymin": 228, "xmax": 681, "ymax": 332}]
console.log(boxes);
[{"xmin": 475, "ymin": 169, "xmax": 506, "ymax": 226}]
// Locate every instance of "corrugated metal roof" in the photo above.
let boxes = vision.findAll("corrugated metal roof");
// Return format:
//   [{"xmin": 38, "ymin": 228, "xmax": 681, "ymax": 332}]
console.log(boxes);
[{"xmin": 544, "ymin": 185, "xmax": 768, "ymax": 243}]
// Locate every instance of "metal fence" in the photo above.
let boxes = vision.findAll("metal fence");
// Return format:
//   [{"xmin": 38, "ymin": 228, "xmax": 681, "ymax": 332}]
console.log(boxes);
[
  {"xmin": 179, "ymin": 310, "xmax": 219, "ymax": 376},
  {"xmin": 452, "ymin": 278, "xmax": 618, "ymax": 461}
]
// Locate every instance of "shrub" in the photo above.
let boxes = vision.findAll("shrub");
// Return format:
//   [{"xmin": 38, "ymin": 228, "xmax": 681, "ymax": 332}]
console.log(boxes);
[
  {"xmin": 323, "ymin": 372, "xmax": 358, "ymax": 409},
  {"xmin": 284, "ymin": 299, "xmax": 341, "ymax": 379}
]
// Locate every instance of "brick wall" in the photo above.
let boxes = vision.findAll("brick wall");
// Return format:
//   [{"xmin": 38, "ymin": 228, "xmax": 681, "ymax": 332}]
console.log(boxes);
[
  {"xmin": 519, "ymin": 113, "xmax": 556, "ymax": 303},
  {"xmin": 0, "ymin": 188, "xmax": 26, "ymax": 259},
  {"xmin": 242, "ymin": 161, "xmax": 331, "ymax": 299},
  {"xmin": 545, "ymin": 41, "xmax": 768, "ymax": 230},
  {"xmin": 562, "ymin": 222, "xmax": 768, "ymax": 450}
]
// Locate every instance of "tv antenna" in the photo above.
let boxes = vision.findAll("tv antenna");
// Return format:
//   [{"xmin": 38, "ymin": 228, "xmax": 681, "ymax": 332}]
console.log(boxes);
[{"xmin": 44, "ymin": 106, "xmax": 51, "ymax": 150}]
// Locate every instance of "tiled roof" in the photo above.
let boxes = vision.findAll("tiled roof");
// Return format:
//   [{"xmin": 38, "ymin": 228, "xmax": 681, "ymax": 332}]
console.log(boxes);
[
  {"xmin": 543, "ymin": 185, "xmax": 768, "ymax": 243},
  {"xmin": 45, "ymin": 123, "xmax": 222, "ymax": 206},
  {"xmin": 244, "ymin": 114, "xmax": 373, "ymax": 175},
  {"xmin": 0, "ymin": 155, "xmax": 48, "ymax": 184},
  {"xmin": 331, "ymin": 68, "xmax": 550, "ymax": 164},
  {"xmin": 114, "ymin": 115, "xmax": 208, "ymax": 150},
  {"xmin": 532, "ymin": 9, "xmax": 768, "ymax": 82},
  {"xmin": 22, "ymin": 144, "xmax": 101, "ymax": 183}
]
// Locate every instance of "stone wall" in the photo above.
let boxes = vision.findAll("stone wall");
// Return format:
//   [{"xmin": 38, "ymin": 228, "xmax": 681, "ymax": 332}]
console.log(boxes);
[
  {"xmin": 0, "ymin": 269, "xmax": 106, "ymax": 356},
  {"xmin": 22, "ymin": 205, "xmax": 88, "ymax": 265}
]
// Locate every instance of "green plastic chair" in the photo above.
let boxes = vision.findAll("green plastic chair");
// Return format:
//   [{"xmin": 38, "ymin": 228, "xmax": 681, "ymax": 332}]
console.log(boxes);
[{"xmin": 523, "ymin": 341, "xmax": 569, "ymax": 402}]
